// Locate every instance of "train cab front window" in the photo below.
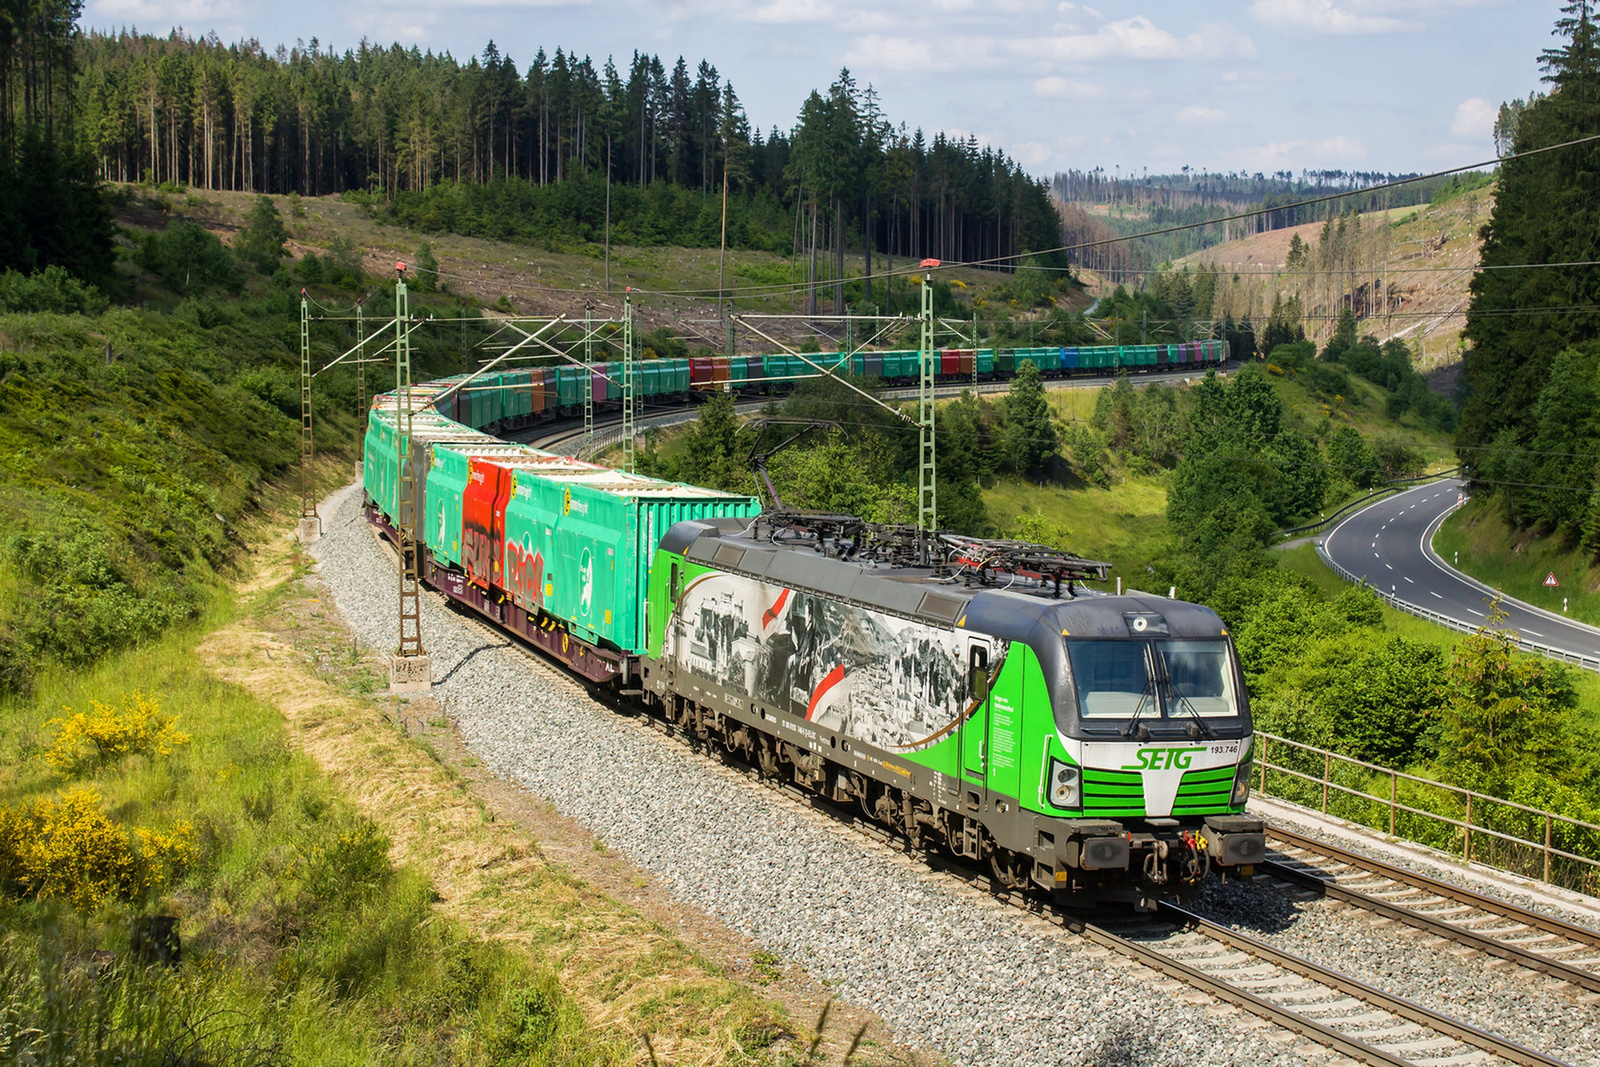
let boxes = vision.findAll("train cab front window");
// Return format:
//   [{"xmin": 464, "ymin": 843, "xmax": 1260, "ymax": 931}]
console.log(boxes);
[
  {"xmin": 1068, "ymin": 640, "xmax": 1155, "ymax": 719},
  {"xmin": 1064, "ymin": 638, "xmax": 1242, "ymax": 723},
  {"xmin": 1162, "ymin": 640, "xmax": 1237, "ymax": 718}
]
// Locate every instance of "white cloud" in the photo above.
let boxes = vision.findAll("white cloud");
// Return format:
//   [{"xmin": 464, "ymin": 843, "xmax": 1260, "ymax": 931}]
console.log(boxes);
[
  {"xmin": 1010, "ymin": 140, "xmax": 1054, "ymax": 165},
  {"xmin": 842, "ymin": 34, "xmax": 940, "ymax": 71},
  {"xmin": 87, "ymin": 0, "xmax": 247, "ymax": 20},
  {"xmin": 744, "ymin": 0, "xmax": 834, "ymax": 25},
  {"xmin": 1033, "ymin": 75, "xmax": 1107, "ymax": 99},
  {"xmin": 1250, "ymin": 0, "xmax": 1423, "ymax": 35},
  {"xmin": 1177, "ymin": 105, "xmax": 1229, "ymax": 125},
  {"xmin": 1031, "ymin": 16, "xmax": 1255, "ymax": 63},
  {"xmin": 1451, "ymin": 97, "xmax": 1497, "ymax": 138},
  {"xmin": 1235, "ymin": 134, "xmax": 1368, "ymax": 169}
]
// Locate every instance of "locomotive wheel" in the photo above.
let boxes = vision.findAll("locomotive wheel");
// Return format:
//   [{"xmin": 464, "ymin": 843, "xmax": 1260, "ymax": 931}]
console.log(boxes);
[{"xmin": 756, "ymin": 738, "xmax": 781, "ymax": 779}]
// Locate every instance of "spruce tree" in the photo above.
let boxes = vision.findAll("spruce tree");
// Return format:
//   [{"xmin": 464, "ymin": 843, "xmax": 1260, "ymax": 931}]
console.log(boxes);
[
  {"xmin": 1003, "ymin": 359, "xmax": 1057, "ymax": 476},
  {"xmin": 1459, "ymin": 2, "xmax": 1600, "ymax": 486}
]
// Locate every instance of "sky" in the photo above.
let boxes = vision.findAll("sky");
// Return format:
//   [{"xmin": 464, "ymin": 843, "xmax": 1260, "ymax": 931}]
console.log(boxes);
[{"xmin": 77, "ymin": 0, "xmax": 1556, "ymax": 180}]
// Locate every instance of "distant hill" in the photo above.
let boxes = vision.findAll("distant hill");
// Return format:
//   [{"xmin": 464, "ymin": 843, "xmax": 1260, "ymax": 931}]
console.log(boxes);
[{"xmin": 1175, "ymin": 184, "xmax": 1494, "ymax": 372}]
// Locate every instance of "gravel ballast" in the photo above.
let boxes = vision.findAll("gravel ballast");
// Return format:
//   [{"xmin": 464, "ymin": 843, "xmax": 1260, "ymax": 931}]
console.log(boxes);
[{"xmin": 310, "ymin": 482, "xmax": 1579, "ymax": 1067}]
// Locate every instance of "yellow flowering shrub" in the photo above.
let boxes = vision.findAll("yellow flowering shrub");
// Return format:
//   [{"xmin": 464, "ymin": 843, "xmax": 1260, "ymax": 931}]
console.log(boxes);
[
  {"xmin": 0, "ymin": 787, "xmax": 197, "ymax": 910},
  {"xmin": 43, "ymin": 691, "xmax": 189, "ymax": 776}
]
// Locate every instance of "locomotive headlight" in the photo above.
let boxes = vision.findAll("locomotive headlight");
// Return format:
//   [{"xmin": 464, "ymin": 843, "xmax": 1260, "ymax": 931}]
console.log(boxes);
[
  {"xmin": 1231, "ymin": 761, "xmax": 1252, "ymax": 807},
  {"xmin": 1048, "ymin": 759, "xmax": 1081, "ymax": 809},
  {"xmin": 1231, "ymin": 739, "xmax": 1254, "ymax": 807}
]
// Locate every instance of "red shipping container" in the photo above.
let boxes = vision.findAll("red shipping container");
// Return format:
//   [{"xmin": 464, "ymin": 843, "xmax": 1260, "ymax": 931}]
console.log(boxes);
[
  {"xmin": 462, "ymin": 457, "xmax": 513, "ymax": 590},
  {"xmin": 529, "ymin": 368, "xmax": 547, "ymax": 414},
  {"xmin": 940, "ymin": 349, "xmax": 960, "ymax": 376},
  {"xmin": 690, "ymin": 357, "xmax": 714, "ymax": 385}
]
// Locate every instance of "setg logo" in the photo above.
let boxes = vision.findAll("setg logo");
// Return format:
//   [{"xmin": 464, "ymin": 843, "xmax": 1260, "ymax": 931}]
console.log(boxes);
[
  {"xmin": 563, "ymin": 486, "xmax": 572, "ymax": 515},
  {"xmin": 1122, "ymin": 746, "xmax": 1206, "ymax": 771}
]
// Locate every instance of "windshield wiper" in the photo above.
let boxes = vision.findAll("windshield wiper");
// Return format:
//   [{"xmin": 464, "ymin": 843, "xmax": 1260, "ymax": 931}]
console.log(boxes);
[
  {"xmin": 1162, "ymin": 664, "xmax": 1216, "ymax": 740},
  {"xmin": 1122, "ymin": 674, "xmax": 1158, "ymax": 740}
]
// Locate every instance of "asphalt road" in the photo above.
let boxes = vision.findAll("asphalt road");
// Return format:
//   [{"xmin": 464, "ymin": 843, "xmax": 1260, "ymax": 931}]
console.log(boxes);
[{"xmin": 1322, "ymin": 478, "xmax": 1600, "ymax": 664}]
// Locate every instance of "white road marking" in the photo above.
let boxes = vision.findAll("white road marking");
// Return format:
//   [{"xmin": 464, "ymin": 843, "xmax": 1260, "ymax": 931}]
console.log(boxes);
[
  {"xmin": 1385, "ymin": 564, "xmax": 1393, "ymax": 570},
  {"xmin": 1375, "ymin": 552, "xmax": 1381, "ymax": 558},
  {"xmin": 1525, "ymin": 629, "xmax": 1545, "ymax": 637},
  {"xmin": 1404, "ymin": 576, "xmax": 1414, "ymax": 583},
  {"xmin": 1431, "ymin": 591, "xmax": 1444, "ymax": 599},
  {"xmin": 1468, "ymin": 608, "xmax": 1484, "ymax": 616}
]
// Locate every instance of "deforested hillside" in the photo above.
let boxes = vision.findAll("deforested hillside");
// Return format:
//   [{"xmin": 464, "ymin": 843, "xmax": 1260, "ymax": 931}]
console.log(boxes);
[{"xmin": 1174, "ymin": 181, "xmax": 1494, "ymax": 371}]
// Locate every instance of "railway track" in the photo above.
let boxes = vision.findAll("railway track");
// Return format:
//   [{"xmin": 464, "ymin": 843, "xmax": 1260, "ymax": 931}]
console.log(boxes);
[
  {"xmin": 1261, "ymin": 828, "xmax": 1600, "ymax": 997},
  {"xmin": 514, "ymin": 360, "xmax": 1240, "ymax": 455},
  {"xmin": 412, "ymin": 568, "xmax": 1577, "ymax": 1067}
]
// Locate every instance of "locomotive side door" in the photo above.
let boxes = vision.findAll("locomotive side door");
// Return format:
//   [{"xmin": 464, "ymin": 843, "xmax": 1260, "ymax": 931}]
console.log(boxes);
[{"xmin": 959, "ymin": 638, "xmax": 993, "ymax": 805}]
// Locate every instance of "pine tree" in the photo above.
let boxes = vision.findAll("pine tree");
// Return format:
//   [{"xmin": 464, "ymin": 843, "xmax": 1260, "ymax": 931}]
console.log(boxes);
[
  {"xmin": 1002, "ymin": 359, "xmax": 1057, "ymax": 476},
  {"xmin": 1460, "ymin": 2, "xmax": 1600, "ymax": 489}
]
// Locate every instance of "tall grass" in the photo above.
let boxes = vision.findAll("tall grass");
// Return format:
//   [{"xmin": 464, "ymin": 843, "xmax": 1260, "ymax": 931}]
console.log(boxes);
[{"xmin": 0, "ymin": 628, "xmax": 621, "ymax": 1066}]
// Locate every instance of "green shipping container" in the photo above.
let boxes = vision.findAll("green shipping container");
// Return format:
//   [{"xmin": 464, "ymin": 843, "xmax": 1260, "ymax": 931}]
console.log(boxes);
[
  {"xmin": 501, "ymin": 468, "xmax": 760, "ymax": 651},
  {"xmin": 977, "ymin": 349, "xmax": 995, "ymax": 375},
  {"xmin": 666, "ymin": 358, "xmax": 691, "ymax": 392},
  {"xmin": 364, "ymin": 409, "xmax": 490, "ymax": 523},
  {"xmin": 555, "ymin": 366, "xmax": 584, "ymax": 409}
]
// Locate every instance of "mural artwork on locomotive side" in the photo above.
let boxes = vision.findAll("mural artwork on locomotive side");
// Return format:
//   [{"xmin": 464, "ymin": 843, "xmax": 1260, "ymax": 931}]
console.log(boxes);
[{"xmin": 673, "ymin": 571, "xmax": 977, "ymax": 750}]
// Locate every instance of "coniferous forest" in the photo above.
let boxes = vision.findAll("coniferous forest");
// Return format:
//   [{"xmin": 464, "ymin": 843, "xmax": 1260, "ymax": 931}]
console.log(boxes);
[
  {"xmin": 62, "ymin": 28, "xmax": 1063, "ymax": 291},
  {"xmin": 1457, "ymin": 1, "xmax": 1600, "ymax": 546}
]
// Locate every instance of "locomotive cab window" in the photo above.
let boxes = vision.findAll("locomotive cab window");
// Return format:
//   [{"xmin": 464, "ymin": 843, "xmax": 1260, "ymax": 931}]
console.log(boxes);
[
  {"xmin": 1064, "ymin": 638, "xmax": 1242, "ymax": 722},
  {"xmin": 669, "ymin": 563, "xmax": 681, "ymax": 603}
]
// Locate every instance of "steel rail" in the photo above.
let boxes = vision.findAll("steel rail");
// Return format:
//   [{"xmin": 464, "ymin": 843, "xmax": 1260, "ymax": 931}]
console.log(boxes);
[
  {"xmin": 1132, "ymin": 904, "xmax": 1573, "ymax": 1067},
  {"xmin": 1264, "ymin": 828, "xmax": 1600, "ymax": 994}
]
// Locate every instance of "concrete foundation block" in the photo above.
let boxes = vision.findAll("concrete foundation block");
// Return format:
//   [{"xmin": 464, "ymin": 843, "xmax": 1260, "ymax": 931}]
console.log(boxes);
[
  {"xmin": 296, "ymin": 517, "xmax": 321, "ymax": 544},
  {"xmin": 389, "ymin": 654, "xmax": 432, "ymax": 693}
]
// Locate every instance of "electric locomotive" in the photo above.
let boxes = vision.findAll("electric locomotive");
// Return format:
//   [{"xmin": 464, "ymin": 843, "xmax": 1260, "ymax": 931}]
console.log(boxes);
[{"xmin": 640, "ymin": 513, "xmax": 1264, "ymax": 910}]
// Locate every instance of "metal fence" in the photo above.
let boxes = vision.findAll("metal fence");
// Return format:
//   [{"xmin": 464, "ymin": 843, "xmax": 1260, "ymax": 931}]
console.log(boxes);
[
  {"xmin": 1257, "ymin": 732, "xmax": 1600, "ymax": 895},
  {"xmin": 1276, "ymin": 468, "xmax": 1462, "ymax": 541},
  {"xmin": 1318, "ymin": 545, "xmax": 1600, "ymax": 673}
]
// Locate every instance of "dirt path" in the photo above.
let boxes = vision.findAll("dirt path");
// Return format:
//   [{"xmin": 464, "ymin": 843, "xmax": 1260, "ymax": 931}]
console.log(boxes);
[{"xmin": 198, "ymin": 515, "xmax": 932, "ymax": 1067}]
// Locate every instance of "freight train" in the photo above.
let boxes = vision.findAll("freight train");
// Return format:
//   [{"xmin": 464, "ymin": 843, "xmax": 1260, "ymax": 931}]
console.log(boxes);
[
  {"xmin": 440, "ymin": 339, "xmax": 1227, "ymax": 430},
  {"xmin": 362, "ymin": 360, "xmax": 1264, "ymax": 910}
]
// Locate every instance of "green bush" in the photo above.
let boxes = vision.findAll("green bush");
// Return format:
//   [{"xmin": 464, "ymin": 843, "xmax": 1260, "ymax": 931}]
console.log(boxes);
[
  {"xmin": 0, "ymin": 267, "xmax": 107, "ymax": 314},
  {"xmin": 137, "ymin": 221, "xmax": 241, "ymax": 293}
]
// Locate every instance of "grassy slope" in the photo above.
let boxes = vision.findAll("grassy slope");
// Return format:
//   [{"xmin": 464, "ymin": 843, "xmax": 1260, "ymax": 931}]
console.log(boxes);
[
  {"xmin": 1434, "ymin": 495, "xmax": 1600, "ymax": 625},
  {"xmin": 0, "ymin": 471, "xmax": 792, "ymax": 1065},
  {"xmin": 176, "ymin": 187, "xmax": 1065, "ymax": 347},
  {"xmin": 1278, "ymin": 537, "xmax": 1600, "ymax": 723},
  {"xmin": 981, "ymin": 368, "xmax": 1456, "ymax": 592}
]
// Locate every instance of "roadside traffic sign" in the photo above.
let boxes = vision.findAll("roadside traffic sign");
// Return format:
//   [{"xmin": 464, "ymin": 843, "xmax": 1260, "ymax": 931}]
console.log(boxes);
[{"xmin": 1545, "ymin": 572, "xmax": 1560, "ymax": 587}]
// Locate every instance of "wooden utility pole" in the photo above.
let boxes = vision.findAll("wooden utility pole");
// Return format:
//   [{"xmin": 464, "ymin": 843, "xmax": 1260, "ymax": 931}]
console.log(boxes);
[
  {"xmin": 605, "ymin": 135, "xmax": 612, "ymax": 293},
  {"xmin": 718, "ymin": 166, "xmax": 728, "ymax": 326}
]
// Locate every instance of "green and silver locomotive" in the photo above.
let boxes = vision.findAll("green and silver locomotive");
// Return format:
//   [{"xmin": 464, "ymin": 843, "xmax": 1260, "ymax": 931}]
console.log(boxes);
[{"xmin": 640, "ymin": 514, "xmax": 1264, "ymax": 909}]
